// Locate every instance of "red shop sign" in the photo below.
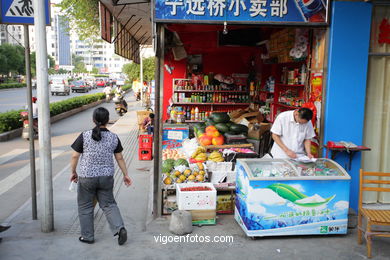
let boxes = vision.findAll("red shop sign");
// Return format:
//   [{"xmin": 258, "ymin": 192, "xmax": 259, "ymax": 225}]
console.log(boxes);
[{"xmin": 379, "ymin": 18, "xmax": 390, "ymax": 44}]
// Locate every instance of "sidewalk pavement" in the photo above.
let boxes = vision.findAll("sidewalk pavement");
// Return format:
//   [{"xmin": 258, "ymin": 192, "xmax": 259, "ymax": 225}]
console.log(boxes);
[{"xmin": 1, "ymin": 102, "xmax": 390, "ymax": 259}]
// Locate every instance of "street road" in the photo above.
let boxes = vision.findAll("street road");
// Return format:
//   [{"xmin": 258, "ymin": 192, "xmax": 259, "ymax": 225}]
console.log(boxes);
[
  {"xmin": 0, "ymin": 92, "xmax": 137, "ymax": 223},
  {"xmin": 0, "ymin": 87, "xmax": 106, "ymax": 113}
]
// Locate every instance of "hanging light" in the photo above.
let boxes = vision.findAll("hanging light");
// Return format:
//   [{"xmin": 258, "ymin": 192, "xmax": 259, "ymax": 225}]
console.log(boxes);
[{"xmin": 223, "ymin": 21, "xmax": 228, "ymax": 35}]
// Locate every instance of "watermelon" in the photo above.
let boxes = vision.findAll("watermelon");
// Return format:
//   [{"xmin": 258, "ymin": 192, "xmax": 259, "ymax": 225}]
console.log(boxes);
[
  {"xmin": 205, "ymin": 118, "xmax": 215, "ymax": 126},
  {"xmin": 229, "ymin": 124, "xmax": 249, "ymax": 134},
  {"xmin": 162, "ymin": 159, "xmax": 175, "ymax": 173},
  {"xmin": 174, "ymin": 158, "xmax": 189, "ymax": 167},
  {"xmin": 211, "ymin": 112, "xmax": 230, "ymax": 123},
  {"xmin": 215, "ymin": 123, "xmax": 229, "ymax": 133}
]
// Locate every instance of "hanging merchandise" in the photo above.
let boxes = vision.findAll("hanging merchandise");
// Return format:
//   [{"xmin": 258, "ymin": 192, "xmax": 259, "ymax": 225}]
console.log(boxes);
[{"xmin": 290, "ymin": 29, "xmax": 309, "ymax": 61}]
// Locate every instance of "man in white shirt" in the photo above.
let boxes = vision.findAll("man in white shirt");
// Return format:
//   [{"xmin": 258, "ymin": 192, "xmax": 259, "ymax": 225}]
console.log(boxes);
[{"xmin": 270, "ymin": 108, "xmax": 315, "ymax": 159}]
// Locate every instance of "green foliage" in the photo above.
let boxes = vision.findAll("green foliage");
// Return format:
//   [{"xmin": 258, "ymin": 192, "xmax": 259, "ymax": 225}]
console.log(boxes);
[
  {"xmin": 122, "ymin": 57, "xmax": 155, "ymax": 83},
  {"xmin": 0, "ymin": 93, "xmax": 105, "ymax": 133},
  {"xmin": 30, "ymin": 52, "xmax": 56, "ymax": 77},
  {"xmin": 92, "ymin": 67, "xmax": 99, "ymax": 74},
  {"xmin": 56, "ymin": 0, "xmax": 100, "ymax": 40},
  {"xmin": 122, "ymin": 85, "xmax": 132, "ymax": 91},
  {"xmin": 92, "ymin": 74, "xmax": 109, "ymax": 78},
  {"xmin": 143, "ymin": 57, "xmax": 156, "ymax": 82},
  {"xmin": 0, "ymin": 110, "xmax": 23, "ymax": 133},
  {"xmin": 72, "ymin": 54, "xmax": 87, "ymax": 74},
  {"xmin": 0, "ymin": 83, "xmax": 26, "ymax": 89},
  {"xmin": 0, "ymin": 44, "xmax": 25, "ymax": 75}
]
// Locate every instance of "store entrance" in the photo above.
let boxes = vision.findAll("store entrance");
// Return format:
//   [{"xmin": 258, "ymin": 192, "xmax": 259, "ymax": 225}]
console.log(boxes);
[{"xmin": 163, "ymin": 24, "xmax": 327, "ymax": 153}]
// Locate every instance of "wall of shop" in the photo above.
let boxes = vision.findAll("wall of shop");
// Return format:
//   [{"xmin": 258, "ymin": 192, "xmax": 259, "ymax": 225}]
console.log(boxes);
[{"xmin": 324, "ymin": 1, "xmax": 372, "ymax": 211}]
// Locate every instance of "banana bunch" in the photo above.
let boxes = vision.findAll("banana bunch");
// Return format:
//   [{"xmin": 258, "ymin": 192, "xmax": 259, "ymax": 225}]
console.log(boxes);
[
  {"xmin": 191, "ymin": 147, "xmax": 206, "ymax": 159},
  {"xmin": 208, "ymin": 151, "xmax": 224, "ymax": 162}
]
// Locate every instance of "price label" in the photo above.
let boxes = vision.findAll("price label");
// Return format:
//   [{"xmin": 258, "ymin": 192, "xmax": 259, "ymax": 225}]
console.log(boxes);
[{"xmin": 167, "ymin": 131, "xmax": 183, "ymax": 140}]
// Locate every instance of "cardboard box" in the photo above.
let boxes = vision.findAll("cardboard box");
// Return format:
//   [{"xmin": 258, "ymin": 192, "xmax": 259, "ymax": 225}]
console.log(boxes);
[
  {"xmin": 247, "ymin": 123, "xmax": 272, "ymax": 140},
  {"xmin": 232, "ymin": 112, "xmax": 264, "ymax": 125}
]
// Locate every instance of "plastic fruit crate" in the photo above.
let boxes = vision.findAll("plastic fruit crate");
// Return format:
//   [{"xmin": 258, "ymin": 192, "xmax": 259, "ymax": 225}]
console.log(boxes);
[
  {"xmin": 139, "ymin": 134, "xmax": 153, "ymax": 149},
  {"xmin": 176, "ymin": 183, "xmax": 216, "ymax": 210}
]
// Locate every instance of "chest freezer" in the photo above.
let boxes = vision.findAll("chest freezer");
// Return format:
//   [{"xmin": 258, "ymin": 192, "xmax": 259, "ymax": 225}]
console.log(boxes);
[{"xmin": 234, "ymin": 158, "xmax": 351, "ymax": 237}]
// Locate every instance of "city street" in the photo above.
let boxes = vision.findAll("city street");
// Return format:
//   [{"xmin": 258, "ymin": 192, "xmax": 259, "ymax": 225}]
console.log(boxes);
[
  {"xmin": 0, "ymin": 92, "xmax": 133, "ymax": 222},
  {"xmin": 0, "ymin": 86, "xmax": 106, "ymax": 113}
]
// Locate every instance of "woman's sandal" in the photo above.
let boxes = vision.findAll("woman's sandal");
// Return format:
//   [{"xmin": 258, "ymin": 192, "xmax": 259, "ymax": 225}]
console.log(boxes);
[{"xmin": 79, "ymin": 236, "xmax": 94, "ymax": 244}]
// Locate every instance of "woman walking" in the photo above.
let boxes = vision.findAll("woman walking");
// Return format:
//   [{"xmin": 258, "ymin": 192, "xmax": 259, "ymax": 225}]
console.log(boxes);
[{"xmin": 70, "ymin": 107, "xmax": 132, "ymax": 245}]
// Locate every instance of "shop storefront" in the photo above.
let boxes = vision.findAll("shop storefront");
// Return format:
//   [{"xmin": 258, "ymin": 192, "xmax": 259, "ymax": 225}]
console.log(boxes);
[{"xmin": 151, "ymin": 0, "xmax": 373, "ymax": 233}]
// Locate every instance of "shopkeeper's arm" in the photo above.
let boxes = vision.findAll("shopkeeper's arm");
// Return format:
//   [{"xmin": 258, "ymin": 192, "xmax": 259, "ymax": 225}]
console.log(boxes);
[
  {"xmin": 272, "ymin": 133, "xmax": 297, "ymax": 158},
  {"xmin": 304, "ymin": 139, "xmax": 314, "ymax": 159}
]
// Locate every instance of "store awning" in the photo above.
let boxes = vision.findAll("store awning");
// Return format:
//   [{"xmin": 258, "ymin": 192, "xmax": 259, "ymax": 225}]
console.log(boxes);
[{"xmin": 99, "ymin": 0, "xmax": 152, "ymax": 63}]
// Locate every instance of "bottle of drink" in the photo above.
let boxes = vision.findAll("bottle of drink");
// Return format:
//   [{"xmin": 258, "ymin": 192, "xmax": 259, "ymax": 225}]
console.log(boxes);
[
  {"xmin": 191, "ymin": 107, "xmax": 195, "ymax": 120},
  {"xmin": 186, "ymin": 106, "xmax": 190, "ymax": 120},
  {"xmin": 194, "ymin": 107, "xmax": 199, "ymax": 121}
]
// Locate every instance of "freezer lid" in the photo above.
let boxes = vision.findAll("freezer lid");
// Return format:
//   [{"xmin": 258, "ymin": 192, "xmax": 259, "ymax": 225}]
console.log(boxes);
[{"xmin": 237, "ymin": 158, "xmax": 351, "ymax": 180}]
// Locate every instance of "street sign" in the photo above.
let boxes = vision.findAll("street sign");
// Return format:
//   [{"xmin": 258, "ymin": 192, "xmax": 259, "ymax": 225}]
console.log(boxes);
[{"xmin": 0, "ymin": 0, "xmax": 51, "ymax": 25}]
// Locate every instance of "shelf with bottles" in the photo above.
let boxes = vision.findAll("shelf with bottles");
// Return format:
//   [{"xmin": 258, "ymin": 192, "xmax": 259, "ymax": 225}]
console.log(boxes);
[
  {"xmin": 275, "ymin": 84, "xmax": 304, "ymax": 87},
  {"xmin": 173, "ymin": 92, "xmax": 251, "ymax": 104},
  {"xmin": 174, "ymin": 90, "xmax": 248, "ymax": 93}
]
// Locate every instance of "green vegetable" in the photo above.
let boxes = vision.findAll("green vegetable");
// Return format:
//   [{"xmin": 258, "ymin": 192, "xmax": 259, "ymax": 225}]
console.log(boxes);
[
  {"xmin": 211, "ymin": 112, "xmax": 230, "ymax": 123},
  {"xmin": 174, "ymin": 158, "xmax": 189, "ymax": 167},
  {"xmin": 215, "ymin": 123, "xmax": 229, "ymax": 133}
]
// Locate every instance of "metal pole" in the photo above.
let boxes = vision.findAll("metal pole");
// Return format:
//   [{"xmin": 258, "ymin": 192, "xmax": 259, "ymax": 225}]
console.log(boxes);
[
  {"xmin": 33, "ymin": 0, "xmax": 53, "ymax": 232},
  {"xmin": 24, "ymin": 25, "xmax": 37, "ymax": 220},
  {"xmin": 153, "ymin": 24, "xmax": 164, "ymax": 218}
]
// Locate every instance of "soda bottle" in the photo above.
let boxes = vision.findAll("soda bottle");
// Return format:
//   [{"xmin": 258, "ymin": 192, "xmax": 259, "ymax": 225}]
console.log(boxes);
[
  {"xmin": 295, "ymin": 0, "xmax": 326, "ymax": 22},
  {"xmin": 191, "ymin": 107, "xmax": 195, "ymax": 120},
  {"xmin": 194, "ymin": 107, "xmax": 199, "ymax": 121}
]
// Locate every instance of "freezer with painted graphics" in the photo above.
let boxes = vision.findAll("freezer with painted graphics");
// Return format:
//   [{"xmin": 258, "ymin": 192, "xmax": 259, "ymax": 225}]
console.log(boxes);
[{"xmin": 234, "ymin": 158, "xmax": 351, "ymax": 237}]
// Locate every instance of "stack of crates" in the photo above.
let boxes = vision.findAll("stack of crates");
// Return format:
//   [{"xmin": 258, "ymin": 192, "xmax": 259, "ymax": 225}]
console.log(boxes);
[{"xmin": 138, "ymin": 134, "xmax": 153, "ymax": 160}]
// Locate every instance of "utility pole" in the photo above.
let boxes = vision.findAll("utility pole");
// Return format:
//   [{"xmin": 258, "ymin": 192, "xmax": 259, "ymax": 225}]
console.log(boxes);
[
  {"xmin": 33, "ymin": 0, "xmax": 53, "ymax": 232},
  {"xmin": 23, "ymin": 25, "xmax": 37, "ymax": 220}
]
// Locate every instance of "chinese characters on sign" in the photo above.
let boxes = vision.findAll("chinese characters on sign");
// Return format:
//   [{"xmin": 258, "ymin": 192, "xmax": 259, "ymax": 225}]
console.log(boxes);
[{"xmin": 164, "ymin": 0, "xmax": 289, "ymax": 18}]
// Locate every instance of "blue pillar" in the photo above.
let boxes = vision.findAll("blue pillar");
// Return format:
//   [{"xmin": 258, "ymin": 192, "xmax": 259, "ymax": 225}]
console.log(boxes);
[{"xmin": 324, "ymin": 2, "xmax": 372, "ymax": 212}]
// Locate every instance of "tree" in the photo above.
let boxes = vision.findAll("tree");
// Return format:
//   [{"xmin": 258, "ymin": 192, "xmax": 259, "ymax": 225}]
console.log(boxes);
[
  {"xmin": 30, "ymin": 52, "xmax": 56, "ymax": 77},
  {"xmin": 92, "ymin": 67, "xmax": 99, "ymax": 74},
  {"xmin": 57, "ymin": 0, "xmax": 100, "ymax": 40},
  {"xmin": 72, "ymin": 54, "xmax": 87, "ymax": 73},
  {"xmin": 0, "ymin": 44, "xmax": 25, "ymax": 76},
  {"xmin": 122, "ymin": 57, "xmax": 155, "ymax": 83}
]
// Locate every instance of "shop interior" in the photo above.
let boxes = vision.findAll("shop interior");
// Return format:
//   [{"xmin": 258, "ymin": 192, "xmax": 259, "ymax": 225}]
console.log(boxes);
[{"xmin": 153, "ymin": 23, "xmax": 346, "ymax": 235}]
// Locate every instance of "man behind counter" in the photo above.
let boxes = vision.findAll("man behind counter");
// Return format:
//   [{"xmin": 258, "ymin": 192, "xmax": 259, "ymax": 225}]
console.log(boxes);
[{"xmin": 270, "ymin": 108, "xmax": 315, "ymax": 159}]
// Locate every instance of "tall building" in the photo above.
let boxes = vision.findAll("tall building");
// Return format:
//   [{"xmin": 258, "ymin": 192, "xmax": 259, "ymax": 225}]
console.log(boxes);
[
  {"xmin": 56, "ymin": 15, "xmax": 71, "ymax": 68},
  {"xmin": 71, "ymin": 34, "xmax": 130, "ymax": 74},
  {"xmin": 0, "ymin": 24, "xmax": 23, "ymax": 45}
]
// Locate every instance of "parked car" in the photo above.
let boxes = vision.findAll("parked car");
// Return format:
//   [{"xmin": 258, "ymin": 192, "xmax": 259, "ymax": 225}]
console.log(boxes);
[
  {"xmin": 96, "ymin": 78, "xmax": 106, "ymax": 87},
  {"xmin": 50, "ymin": 78, "xmax": 70, "ymax": 96},
  {"xmin": 70, "ymin": 80, "xmax": 89, "ymax": 93}
]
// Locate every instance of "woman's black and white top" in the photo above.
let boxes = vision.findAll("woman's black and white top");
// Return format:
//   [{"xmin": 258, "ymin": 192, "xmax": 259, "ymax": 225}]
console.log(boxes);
[{"xmin": 71, "ymin": 128, "xmax": 123, "ymax": 178}]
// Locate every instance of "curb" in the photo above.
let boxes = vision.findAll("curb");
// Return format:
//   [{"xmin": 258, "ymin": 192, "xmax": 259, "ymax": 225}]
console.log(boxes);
[{"xmin": 0, "ymin": 99, "xmax": 105, "ymax": 142}]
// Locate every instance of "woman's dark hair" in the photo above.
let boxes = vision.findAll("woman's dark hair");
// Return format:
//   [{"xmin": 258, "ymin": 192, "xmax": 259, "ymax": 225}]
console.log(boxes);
[
  {"xmin": 92, "ymin": 107, "xmax": 110, "ymax": 141},
  {"xmin": 149, "ymin": 113, "xmax": 155, "ymax": 119},
  {"xmin": 297, "ymin": 107, "xmax": 313, "ymax": 121}
]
